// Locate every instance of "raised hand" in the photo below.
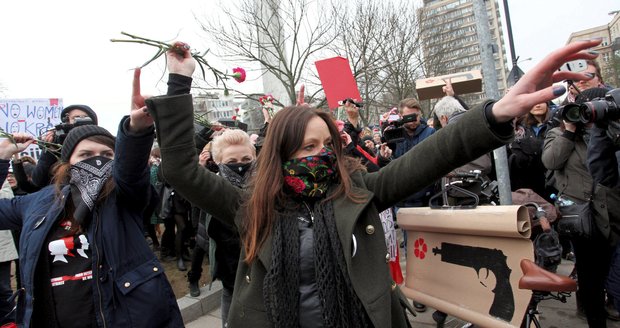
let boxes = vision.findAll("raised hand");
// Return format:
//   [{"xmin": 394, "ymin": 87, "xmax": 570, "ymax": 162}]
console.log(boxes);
[
  {"xmin": 493, "ymin": 39, "xmax": 601, "ymax": 123},
  {"xmin": 379, "ymin": 143, "xmax": 392, "ymax": 159},
  {"xmin": 296, "ymin": 84, "xmax": 310, "ymax": 108},
  {"xmin": 166, "ymin": 41, "xmax": 196, "ymax": 78},
  {"xmin": 198, "ymin": 148, "xmax": 211, "ymax": 167},
  {"xmin": 0, "ymin": 133, "xmax": 35, "ymax": 160},
  {"xmin": 340, "ymin": 130, "xmax": 352, "ymax": 147},
  {"xmin": 41, "ymin": 130, "xmax": 56, "ymax": 143},
  {"xmin": 442, "ymin": 78, "xmax": 455, "ymax": 97},
  {"xmin": 129, "ymin": 68, "xmax": 154, "ymax": 133},
  {"xmin": 262, "ymin": 107, "xmax": 272, "ymax": 124}
]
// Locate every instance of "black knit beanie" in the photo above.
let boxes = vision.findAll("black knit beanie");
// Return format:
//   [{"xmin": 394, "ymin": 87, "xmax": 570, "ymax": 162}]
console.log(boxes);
[
  {"xmin": 61, "ymin": 125, "xmax": 115, "ymax": 162},
  {"xmin": 61, "ymin": 105, "xmax": 98, "ymax": 125}
]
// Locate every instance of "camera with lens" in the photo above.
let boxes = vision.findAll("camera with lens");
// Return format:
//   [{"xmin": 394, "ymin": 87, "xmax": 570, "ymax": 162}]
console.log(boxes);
[
  {"xmin": 382, "ymin": 113, "xmax": 418, "ymax": 144},
  {"xmin": 555, "ymin": 88, "xmax": 620, "ymax": 124},
  {"xmin": 338, "ymin": 98, "xmax": 363, "ymax": 108},
  {"xmin": 54, "ymin": 116, "xmax": 95, "ymax": 139}
]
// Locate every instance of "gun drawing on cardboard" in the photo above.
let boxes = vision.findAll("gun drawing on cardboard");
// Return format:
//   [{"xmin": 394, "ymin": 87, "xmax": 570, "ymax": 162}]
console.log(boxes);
[{"xmin": 432, "ymin": 242, "xmax": 515, "ymax": 321}]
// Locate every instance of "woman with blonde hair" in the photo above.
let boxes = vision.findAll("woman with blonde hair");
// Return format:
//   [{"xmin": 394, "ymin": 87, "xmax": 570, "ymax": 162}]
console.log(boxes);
[{"xmin": 190, "ymin": 128, "xmax": 256, "ymax": 326}]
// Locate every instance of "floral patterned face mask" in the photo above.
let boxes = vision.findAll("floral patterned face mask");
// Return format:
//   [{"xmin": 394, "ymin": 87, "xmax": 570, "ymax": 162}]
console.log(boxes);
[{"xmin": 282, "ymin": 147, "xmax": 337, "ymax": 199}]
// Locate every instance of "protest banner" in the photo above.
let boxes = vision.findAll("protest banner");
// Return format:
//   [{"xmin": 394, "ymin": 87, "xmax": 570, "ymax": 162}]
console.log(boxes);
[
  {"xmin": 0, "ymin": 98, "xmax": 63, "ymax": 161},
  {"xmin": 398, "ymin": 206, "xmax": 534, "ymax": 328}
]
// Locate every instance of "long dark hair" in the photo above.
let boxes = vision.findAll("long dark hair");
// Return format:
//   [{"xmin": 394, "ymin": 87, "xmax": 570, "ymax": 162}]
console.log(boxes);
[{"xmin": 242, "ymin": 106, "xmax": 364, "ymax": 263}]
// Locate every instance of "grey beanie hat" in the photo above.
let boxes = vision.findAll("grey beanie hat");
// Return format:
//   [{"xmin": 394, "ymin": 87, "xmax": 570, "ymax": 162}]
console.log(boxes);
[{"xmin": 61, "ymin": 125, "xmax": 115, "ymax": 162}]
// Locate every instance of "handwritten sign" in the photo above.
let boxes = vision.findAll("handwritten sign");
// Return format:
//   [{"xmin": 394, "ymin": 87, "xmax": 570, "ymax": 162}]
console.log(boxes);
[{"xmin": 0, "ymin": 98, "xmax": 63, "ymax": 160}]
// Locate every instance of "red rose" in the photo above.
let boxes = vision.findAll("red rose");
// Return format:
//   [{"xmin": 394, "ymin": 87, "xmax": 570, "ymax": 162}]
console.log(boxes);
[
  {"xmin": 284, "ymin": 176, "xmax": 306, "ymax": 194},
  {"xmin": 232, "ymin": 67, "xmax": 246, "ymax": 83}
]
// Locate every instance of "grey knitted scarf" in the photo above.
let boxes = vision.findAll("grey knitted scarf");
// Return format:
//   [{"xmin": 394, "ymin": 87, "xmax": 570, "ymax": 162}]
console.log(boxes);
[{"xmin": 263, "ymin": 200, "xmax": 370, "ymax": 327}]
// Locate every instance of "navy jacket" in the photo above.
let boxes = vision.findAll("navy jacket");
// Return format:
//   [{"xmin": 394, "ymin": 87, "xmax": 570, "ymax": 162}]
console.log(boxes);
[
  {"xmin": 393, "ymin": 120, "xmax": 435, "ymax": 159},
  {"xmin": 0, "ymin": 117, "xmax": 182, "ymax": 327},
  {"xmin": 393, "ymin": 121, "xmax": 436, "ymax": 206}
]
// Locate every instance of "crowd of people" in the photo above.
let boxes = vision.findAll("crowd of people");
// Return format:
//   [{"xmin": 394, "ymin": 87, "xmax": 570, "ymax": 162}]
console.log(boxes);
[{"xmin": 0, "ymin": 39, "xmax": 616, "ymax": 328}]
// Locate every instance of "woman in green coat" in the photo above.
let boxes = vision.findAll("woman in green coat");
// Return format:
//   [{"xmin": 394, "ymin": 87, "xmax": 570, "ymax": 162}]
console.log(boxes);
[{"xmin": 143, "ymin": 39, "xmax": 601, "ymax": 327}]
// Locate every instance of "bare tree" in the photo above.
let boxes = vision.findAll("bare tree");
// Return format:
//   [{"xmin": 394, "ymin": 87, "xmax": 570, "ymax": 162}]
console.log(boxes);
[
  {"xmin": 196, "ymin": 0, "xmax": 338, "ymax": 105},
  {"xmin": 329, "ymin": 0, "xmax": 437, "ymax": 124},
  {"xmin": 603, "ymin": 51, "xmax": 620, "ymax": 88},
  {"xmin": 378, "ymin": 1, "xmax": 427, "ymax": 108},
  {"xmin": 326, "ymin": 0, "xmax": 390, "ymax": 125}
]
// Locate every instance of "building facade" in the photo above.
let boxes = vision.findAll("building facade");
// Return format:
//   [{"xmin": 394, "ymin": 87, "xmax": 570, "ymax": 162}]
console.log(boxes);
[
  {"xmin": 566, "ymin": 11, "xmax": 620, "ymax": 88},
  {"xmin": 193, "ymin": 93, "xmax": 237, "ymax": 123},
  {"xmin": 193, "ymin": 92, "xmax": 269, "ymax": 134},
  {"xmin": 418, "ymin": 0, "xmax": 510, "ymax": 106}
]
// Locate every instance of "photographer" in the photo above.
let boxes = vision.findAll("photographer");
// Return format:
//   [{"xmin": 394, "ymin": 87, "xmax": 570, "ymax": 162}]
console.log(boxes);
[
  {"xmin": 31, "ymin": 104, "xmax": 98, "ymax": 188},
  {"xmin": 543, "ymin": 87, "xmax": 612, "ymax": 326},
  {"xmin": 585, "ymin": 87, "xmax": 620, "ymax": 320},
  {"xmin": 389, "ymin": 98, "xmax": 435, "ymax": 155},
  {"xmin": 508, "ymin": 101, "xmax": 555, "ymax": 200}
]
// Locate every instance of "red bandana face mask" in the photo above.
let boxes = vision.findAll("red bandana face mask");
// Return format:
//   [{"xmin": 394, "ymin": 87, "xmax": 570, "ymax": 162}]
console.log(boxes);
[{"xmin": 282, "ymin": 147, "xmax": 337, "ymax": 199}]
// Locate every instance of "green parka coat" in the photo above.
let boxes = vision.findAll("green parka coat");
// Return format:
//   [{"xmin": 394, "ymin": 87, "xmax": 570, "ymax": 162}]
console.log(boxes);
[{"xmin": 146, "ymin": 94, "xmax": 512, "ymax": 328}]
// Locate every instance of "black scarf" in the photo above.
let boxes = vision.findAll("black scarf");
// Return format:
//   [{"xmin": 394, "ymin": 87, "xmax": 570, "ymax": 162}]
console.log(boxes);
[
  {"xmin": 69, "ymin": 156, "xmax": 113, "ymax": 226},
  {"xmin": 263, "ymin": 200, "xmax": 370, "ymax": 327},
  {"xmin": 217, "ymin": 162, "xmax": 253, "ymax": 188}
]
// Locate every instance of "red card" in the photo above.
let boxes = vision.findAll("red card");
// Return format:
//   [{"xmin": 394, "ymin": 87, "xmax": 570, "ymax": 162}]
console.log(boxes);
[{"xmin": 315, "ymin": 57, "xmax": 362, "ymax": 110}]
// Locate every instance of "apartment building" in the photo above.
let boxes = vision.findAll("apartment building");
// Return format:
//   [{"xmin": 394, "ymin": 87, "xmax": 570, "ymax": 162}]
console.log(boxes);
[
  {"xmin": 566, "ymin": 11, "xmax": 620, "ymax": 88},
  {"xmin": 419, "ymin": 0, "xmax": 510, "ymax": 105}
]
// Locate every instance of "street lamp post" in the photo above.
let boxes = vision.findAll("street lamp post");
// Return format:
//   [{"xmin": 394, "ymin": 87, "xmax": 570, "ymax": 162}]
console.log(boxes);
[{"xmin": 503, "ymin": 0, "xmax": 528, "ymax": 88}]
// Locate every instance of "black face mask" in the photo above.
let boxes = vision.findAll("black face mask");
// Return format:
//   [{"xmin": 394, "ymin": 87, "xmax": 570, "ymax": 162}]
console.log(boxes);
[
  {"xmin": 217, "ymin": 162, "xmax": 254, "ymax": 188},
  {"xmin": 225, "ymin": 162, "xmax": 252, "ymax": 177},
  {"xmin": 69, "ymin": 156, "xmax": 114, "ymax": 226}
]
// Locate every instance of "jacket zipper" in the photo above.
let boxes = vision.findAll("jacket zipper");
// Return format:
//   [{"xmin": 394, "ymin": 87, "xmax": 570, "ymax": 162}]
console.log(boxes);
[
  {"xmin": 303, "ymin": 201, "xmax": 314, "ymax": 223},
  {"xmin": 93, "ymin": 210, "xmax": 107, "ymax": 328}
]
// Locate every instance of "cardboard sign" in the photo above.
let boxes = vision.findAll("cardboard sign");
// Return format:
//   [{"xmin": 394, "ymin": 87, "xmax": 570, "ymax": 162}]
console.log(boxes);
[
  {"xmin": 415, "ymin": 70, "xmax": 482, "ymax": 100},
  {"xmin": 315, "ymin": 57, "xmax": 362, "ymax": 110},
  {"xmin": 398, "ymin": 205, "xmax": 535, "ymax": 328},
  {"xmin": 0, "ymin": 98, "xmax": 63, "ymax": 161}
]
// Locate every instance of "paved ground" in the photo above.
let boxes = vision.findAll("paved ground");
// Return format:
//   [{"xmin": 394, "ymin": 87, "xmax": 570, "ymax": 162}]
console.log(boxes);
[
  {"xmin": 183, "ymin": 224, "xmax": 620, "ymax": 328},
  {"xmin": 186, "ymin": 256, "xmax": 620, "ymax": 328}
]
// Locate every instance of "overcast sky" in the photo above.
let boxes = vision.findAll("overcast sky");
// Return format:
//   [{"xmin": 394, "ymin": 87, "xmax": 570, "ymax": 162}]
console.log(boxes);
[{"xmin": 0, "ymin": 0, "xmax": 618, "ymax": 133}]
